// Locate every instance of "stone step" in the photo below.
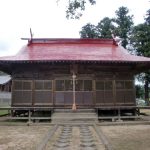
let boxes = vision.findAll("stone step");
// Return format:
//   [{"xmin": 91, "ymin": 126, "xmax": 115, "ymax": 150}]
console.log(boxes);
[
  {"xmin": 51, "ymin": 110, "xmax": 98, "ymax": 123},
  {"xmin": 51, "ymin": 120, "xmax": 98, "ymax": 124},
  {"xmin": 52, "ymin": 112, "xmax": 97, "ymax": 116},
  {"xmin": 52, "ymin": 116, "xmax": 98, "ymax": 120},
  {"xmin": 54, "ymin": 109, "xmax": 96, "ymax": 113}
]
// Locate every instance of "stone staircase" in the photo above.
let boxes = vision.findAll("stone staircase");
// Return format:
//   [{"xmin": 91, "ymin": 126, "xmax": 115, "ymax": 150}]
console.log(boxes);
[{"xmin": 51, "ymin": 109, "xmax": 98, "ymax": 124}]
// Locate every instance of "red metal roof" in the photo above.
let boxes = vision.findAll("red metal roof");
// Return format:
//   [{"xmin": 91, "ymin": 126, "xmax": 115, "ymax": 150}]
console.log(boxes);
[{"xmin": 0, "ymin": 38, "xmax": 150, "ymax": 63}]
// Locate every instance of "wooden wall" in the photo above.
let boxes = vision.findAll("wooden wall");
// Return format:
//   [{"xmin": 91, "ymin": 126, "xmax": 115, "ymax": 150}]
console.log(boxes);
[{"xmin": 11, "ymin": 63, "xmax": 136, "ymax": 107}]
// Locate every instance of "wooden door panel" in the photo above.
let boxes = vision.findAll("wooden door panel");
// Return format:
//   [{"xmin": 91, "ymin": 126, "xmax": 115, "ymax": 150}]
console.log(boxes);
[
  {"xmin": 96, "ymin": 91, "xmax": 104, "ymax": 104},
  {"xmin": 75, "ymin": 92, "xmax": 83, "ymax": 104},
  {"xmin": 55, "ymin": 92, "xmax": 64, "ymax": 104},
  {"xmin": 65, "ymin": 92, "xmax": 73, "ymax": 105},
  {"xmin": 83, "ymin": 92, "xmax": 93, "ymax": 104}
]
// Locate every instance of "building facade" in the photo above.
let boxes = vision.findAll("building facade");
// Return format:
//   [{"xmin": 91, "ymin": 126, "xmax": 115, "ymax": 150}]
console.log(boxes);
[{"xmin": 0, "ymin": 38, "xmax": 150, "ymax": 109}]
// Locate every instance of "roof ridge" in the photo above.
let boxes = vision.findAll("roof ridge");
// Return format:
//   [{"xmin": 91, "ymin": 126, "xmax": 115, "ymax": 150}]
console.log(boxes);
[{"xmin": 21, "ymin": 38, "xmax": 115, "ymax": 45}]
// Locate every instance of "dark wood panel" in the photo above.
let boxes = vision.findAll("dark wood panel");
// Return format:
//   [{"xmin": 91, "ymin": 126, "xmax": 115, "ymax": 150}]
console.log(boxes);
[
  {"xmin": 55, "ymin": 92, "xmax": 64, "ymax": 104},
  {"xmin": 83, "ymin": 92, "xmax": 93, "ymax": 104},
  {"xmin": 104, "ymin": 91, "xmax": 113, "ymax": 104},
  {"xmin": 75, "ymin": 92, "xmax": 83, "ymax": 104},
  {"xmin": 34, "ymin": 91, "xmax": 52, "ymax": 105},
  {"xmin": 65, "ymin": 92, "xmax": 73, "ymax": 104},
  {"xmin": 124, "ymin": 91, "xmax": 135, "ymax": 104},
  {"xmin": 116, "ymin": 91, "xmax": 124, "ymax": 104},
  {"xmin": 96, "ymin": 91, "xmax": 104, "ymax": 104},
  {"xmin": 13, "ymin": 91, "xmax": 32, "ymax": 105}
]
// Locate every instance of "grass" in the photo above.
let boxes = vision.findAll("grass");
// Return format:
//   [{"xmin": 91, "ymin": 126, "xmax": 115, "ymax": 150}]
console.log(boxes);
[
  {"xmin": 0, "ymin": 110, "xmax": 9, "ymax": 116},
  {"xmin": 0, "ymin": 104, "xmax": 10, "ymax": 116}
]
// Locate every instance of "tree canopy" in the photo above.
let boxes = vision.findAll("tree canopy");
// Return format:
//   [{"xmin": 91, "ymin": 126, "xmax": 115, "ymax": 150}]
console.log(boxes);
[
  {"xmin": 130, "ymin": 9, "xmax": 150, "ymax": 105},
  {"xmin": 66, "ymin": 0, "xmax": 96, "ymax": 19},
  {"xmin": 97, "ymin": 17, "xmax": 115, "ymax": 38},
  {"xmin": 80, "ymin": 23, "xmax": 98, "ymax": 38},
  {"xmin": 79, "ymin": 17, "xmax": 115, "ymax": 38},
  {"xmin": 113, "ymin": 7, "xmax": 133, "ymax": 48},
  {"xmin": 80, "ymin": 6, "xmax": 133, "ymax": 48},
  {"xmin": 130, "ymin": 24, "xmax": 150, "ymax": 57}
]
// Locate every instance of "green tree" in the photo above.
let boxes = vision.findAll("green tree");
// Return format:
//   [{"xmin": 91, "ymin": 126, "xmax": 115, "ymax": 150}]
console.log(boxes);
[
  {"xmin": 136, "ymin": 84, "xmax": 144, "ymax": 99},
  {"xmin": 96, "ymin": 17, "xmax": 115, "ymax": 38},
  {"xmin": 80, "ymin": 23, "xmax": 98, "ymax": 38},
  {"xmin": 80, "ymin": 17, "xmax": 114, "ymax": 38},
  {"xmin": 130, "ymin": 16, "xmax": 150, "ymax": 105},
  {"xmin": 130, "ymin": 24, "xmax": 150, "ymax": 56},
  {"xmin": 66, "ymin": 0, "xmax": 96, "ymax": 19},
  {"xmin": 113, "ymin": 6, "xmax": 134, "ymax": 48},
  {"xmin": 80, "ymin": 7, "xmax": 133, "ymax": 45},
  {"xmin": 145, "ymin": 9, "xmax": 150, "ymax": 25}
]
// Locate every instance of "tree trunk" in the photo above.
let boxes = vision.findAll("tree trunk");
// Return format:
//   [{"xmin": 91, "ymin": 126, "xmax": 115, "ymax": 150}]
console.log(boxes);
[{"xmin": 144, "ymin": 79, "xmax": 149, "ymax": 106}]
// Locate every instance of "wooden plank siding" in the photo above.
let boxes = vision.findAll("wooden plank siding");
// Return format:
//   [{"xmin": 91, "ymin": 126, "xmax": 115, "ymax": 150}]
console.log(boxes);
[
  {"xmin": 11, "ymin": 64, "xmax": 136, "ymax": 107},
  {"xmin": 11, "ymin": 78, "xmax": 135, "ymax": 107}
]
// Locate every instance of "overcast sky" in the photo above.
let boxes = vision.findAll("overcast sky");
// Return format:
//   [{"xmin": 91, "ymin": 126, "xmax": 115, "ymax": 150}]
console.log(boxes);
[{"xmin": 0, "ymin": 0, "xmax": 149, "ymax": 56}]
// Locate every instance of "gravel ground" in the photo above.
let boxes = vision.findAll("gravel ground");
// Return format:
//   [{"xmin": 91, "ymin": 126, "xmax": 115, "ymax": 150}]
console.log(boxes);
[
  {"xmin": 101, "ymin": 125, "xmax": 150, "ymax": 150},
  {"xmin": 0, "ymin": 126, "xmax": 51, "ymax": 150},
  {"xmin": 0, "ymin": 124, "xmax": 150, "ymax": 150}
]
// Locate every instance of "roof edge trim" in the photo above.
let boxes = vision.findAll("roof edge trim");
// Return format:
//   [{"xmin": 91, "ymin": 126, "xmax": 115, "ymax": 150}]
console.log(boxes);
[{"xmin": 21, "ymin": 38, "xmax": 116, "ymax": 45}]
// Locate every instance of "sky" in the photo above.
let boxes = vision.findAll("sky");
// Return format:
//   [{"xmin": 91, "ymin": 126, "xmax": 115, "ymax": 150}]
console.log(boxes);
[{"xmin": 0, "ymin": 0, "xmax": 149, "ymax": 57}]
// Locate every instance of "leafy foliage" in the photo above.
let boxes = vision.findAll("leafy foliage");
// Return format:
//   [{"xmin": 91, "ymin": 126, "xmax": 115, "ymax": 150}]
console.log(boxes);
[
  {"xmin": 97, "ymin": 17, "xmax": 115, "ymax": 38},
  {"xmin": 80, "ymin": 23, "xmax": 98, "ymax": 38},
  {"xmin": 66, "ymin": 0, "xmax": 96, "ymax": 19},
  {"xmin": 130, "ymin": 24, "xmax": 150, "ymax": 57},
  {"xmin": 136, "ymin": 85, "xmax": 144, "ymax": 99},
  {"xmin": 80, "ymin": 7, "xmax": 133, "ymax": 45},
  {"xmin": 113, "ymin": 6, "xmax": 133, "ymax": 48},
  {"xmin": 80, "ymin": 17, "xmax": 114, "ymax": 38},
  {"xmin": 145, "ymin": 9, "xmax": 150, "ymax": 25},
  {"xmin": 130, "ymin": 11, "xmax": 150, "ymax": 105}
]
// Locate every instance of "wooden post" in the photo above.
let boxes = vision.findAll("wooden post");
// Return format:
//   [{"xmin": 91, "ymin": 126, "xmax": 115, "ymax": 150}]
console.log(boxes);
[
  {"xmin": 117, "ymin": 107, "xmax": 122, "ymax": 122},
  {"xmin": 72, "ymin": 72, "xmax": 77, "ymax": 110},
  {"xmin": 118, "ymin": 108, "xmax": 121, "ymax": 120},
  {"xmin": 27, "ymin": 109, "xmax": 32, "ymax": 125}
]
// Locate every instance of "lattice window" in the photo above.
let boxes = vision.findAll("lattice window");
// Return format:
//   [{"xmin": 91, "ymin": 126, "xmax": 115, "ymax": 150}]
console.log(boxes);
[
  {"xmin": 13, "ymin": 80, "xmax": 32, "ymax": 91},
  {"xmin": 105, "ymin": 81, "xmax": 113, "ymax": 90},
  {"xmin": 34, "ymin": 80, "xmax": 53, "ymax": 105},
  {"xmin": 96, "ymin": 81, "xmax": 104, "ymax": 90},
  {"xmin": 125, "ymin": 81, "xmax": 133, "ymax": 89},
  {"xmin": 13, "ymin": 80, "xmax": 32, "ymax": 105},
  {"xmin": 35, "ymin": 80, "xmax": 52, "ymax": 90},
  {"xmin": 95, "ymin": 80, "xmax": 113, "ymax": 104},
  {"xmin": 75, "ymin": 80, "xmax": 83, "ymax": 91},
  {"xmin": 23, "ymin": 81, "xmax": 32, "ymax": 90},
  {"xmin": 55, "ymin": 80, "xmax": 64, "ymax": 91},
  {"xmin": 65, "ymin": 80, "xmax": 73, "ymax": 91},
  {"xmin": 35, "ymin": 81, "xmax": 43, "ymax": 90},
  {"xmin": 14, "ymin": 81, "xmax": 22, "ymax": 90},
  {"xmin": 44, "ymin": 81, "xmax": 52, "ymax": 90},
  {"xmin": 116, "ymin": 80, "xmax": 135, "ymax": 104},
  {"xmin": 84, "ymin": 80, "xmax": 92, "ymax": 91},
  {"xmin": 116, "ymin": 81, "xmax": 124, "ymax": 89}
]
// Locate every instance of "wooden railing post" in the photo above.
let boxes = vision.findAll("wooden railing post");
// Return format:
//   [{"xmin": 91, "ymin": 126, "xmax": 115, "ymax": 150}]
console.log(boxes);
[
  {"xmin": 117, "ymin": 107, "xmax": 122, "ymax": 122},
  {"xmin": 27, "ymin": 109, "xmax": 32, "ymax": 125}
]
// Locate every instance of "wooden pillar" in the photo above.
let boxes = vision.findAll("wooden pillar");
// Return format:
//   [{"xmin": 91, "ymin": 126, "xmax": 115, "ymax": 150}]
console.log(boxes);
[
  {"xmin": 70, "ymin": 64, "xmax": 78, "ymax": 110},
  {"xmin": 27, "ymin": 109, "xmax": 32, "ymax": 125},
  {"xmin": 72, "ymin": 72, "xmax": 77, "ymax": 110}
]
